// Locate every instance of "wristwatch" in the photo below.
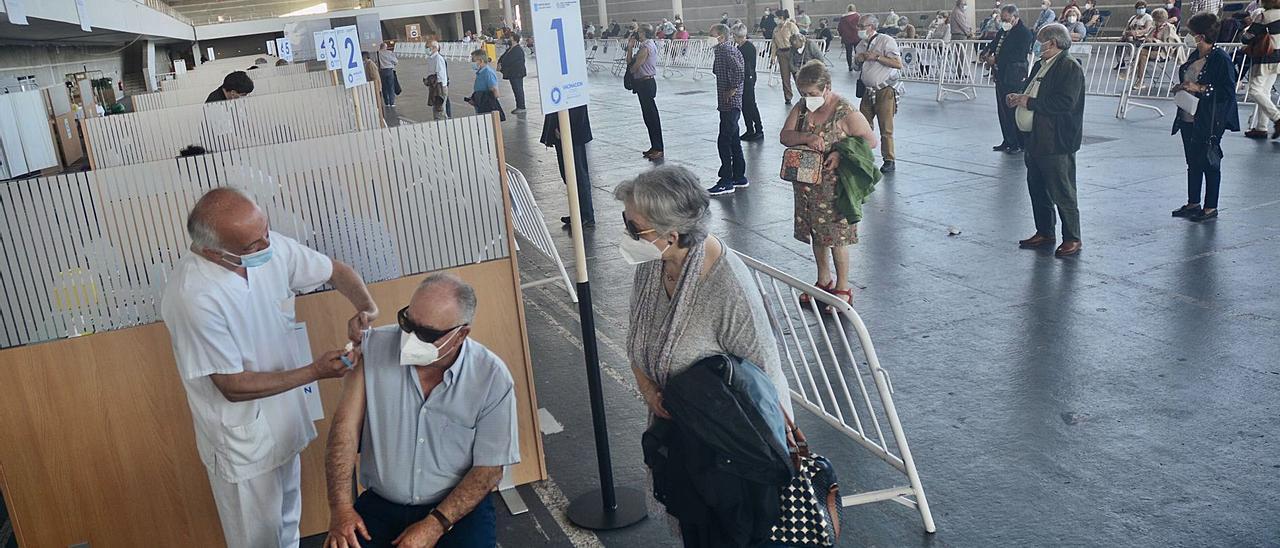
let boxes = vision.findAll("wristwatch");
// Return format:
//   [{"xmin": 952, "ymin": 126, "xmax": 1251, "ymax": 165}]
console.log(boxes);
[{"xmin": 429, "ymin": 508, "xmax": 454, "ymax": 532}]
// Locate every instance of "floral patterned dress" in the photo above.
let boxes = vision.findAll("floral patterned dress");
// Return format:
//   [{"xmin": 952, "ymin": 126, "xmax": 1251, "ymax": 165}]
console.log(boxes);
[{"xmin": 792, "ymin": 99, "xmax": 860, "ymax": 247}]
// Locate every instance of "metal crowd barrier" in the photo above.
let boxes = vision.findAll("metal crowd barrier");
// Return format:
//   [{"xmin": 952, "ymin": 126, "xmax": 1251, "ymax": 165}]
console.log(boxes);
[
  {"xmin": 1122, "ymin": 42, "xmax": 1260, "ymax": 122},
  {"xmin": 738, "ymin": 252, "xmax": 936, "ymax": 533}
]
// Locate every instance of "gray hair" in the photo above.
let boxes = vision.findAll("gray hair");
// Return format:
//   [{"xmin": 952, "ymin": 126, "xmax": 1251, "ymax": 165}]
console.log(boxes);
[
  {"xmin": 416, "ymin": 273, "xmax": 477, "ymax": 324},
  {"xmin": 862, "ymin": 14, "xmax": 880, "ymax": 27},
  {"xmin": 731, "ymin": 23, "xmax": 748, "ymax": 39},
  {"xmin": 429, "ymin": 40, "xmax": 440, "ymax": 51},
  {"xmin": 710, "ymin": 23, "xmax": 730, "ymax": 37},
  {"xmin": 613, "ymin": 166, "xmax": 710, "ymax": 247},
  {"xmin": 1037, "ymin": 22, "xmax": 1072, "ymax": 49},
  {"xmin": 1001, "ymin": 4, "xmax": 1020, "ymax": 16},
  {"xmin": 187, "ymin": 187, "xmax": 257, "ymax": 251}
]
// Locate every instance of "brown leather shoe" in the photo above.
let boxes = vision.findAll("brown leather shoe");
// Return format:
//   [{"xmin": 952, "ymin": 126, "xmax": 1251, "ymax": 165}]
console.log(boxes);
[
  {"xmin": 1055, "ymin": 240, "xmax": 1083, "ymax": 257},
  {"xmin": 1245, "ymin": 129, "xmax": 1270, "ymax": 139},
  {"xmin": 1018, "ymin": 233, "xmax": 1055, "ymax": 248},
  {"xmin": 646, "ymin": 150, "xmax": 664, "ymax": 161}
]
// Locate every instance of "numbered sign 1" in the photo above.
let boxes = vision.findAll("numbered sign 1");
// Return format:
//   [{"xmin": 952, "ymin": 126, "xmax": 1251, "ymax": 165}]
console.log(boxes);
[
  {"xmin": 314, "ymin": 31, "xmax": 329, "ymax": 62},
  {"xmin": 530, "ymin": 0, "xmax": 590, "ymax": 113},
  {"xmin": 334, "ymin": 26, "xmax": 366, "ymax": 89},
  {"xmin": 276, "ymin": 37, "xmax": 294, "ymax": 63},
  {"xmin": 321, "ymin": 30, "xmax": 341, "ymax": 71}
]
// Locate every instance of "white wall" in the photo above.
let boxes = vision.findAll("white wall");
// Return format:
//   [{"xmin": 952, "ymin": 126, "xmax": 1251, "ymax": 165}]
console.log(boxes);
[
  {"xmin": 0, "ymin": 45, "xmax": 125, "ymax": 91},
  {"xmin": 194, "ymin": 0, "xmax": 478, "ymax": 40},
  {"xmin": 0, "ymin": 0, "xmax": 194, "ymax": 40}
]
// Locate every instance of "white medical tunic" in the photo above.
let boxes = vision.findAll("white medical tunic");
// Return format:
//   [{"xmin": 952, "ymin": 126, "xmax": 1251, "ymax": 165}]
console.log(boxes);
[{"xmin": 161, "ymin": 232, "xmax": 333, "ymax": 483}]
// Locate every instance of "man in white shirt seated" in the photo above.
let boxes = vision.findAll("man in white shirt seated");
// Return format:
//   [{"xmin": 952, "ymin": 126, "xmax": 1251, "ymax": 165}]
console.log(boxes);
[
  {"xmin": 161, "ymin": 187, "xmax": 377, "ymax": 548},
  {"xmin": 324, "ymin": 273, "xmax": 520, "ymax": 548}
]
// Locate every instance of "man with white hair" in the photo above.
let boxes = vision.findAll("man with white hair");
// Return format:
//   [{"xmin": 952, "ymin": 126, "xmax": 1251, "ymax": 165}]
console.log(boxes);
[
  {"xmin": 854, "ymin": 14, "xmax": 905, "ymax": 173},
  {"xmin": 324, "ymin": 273, "xmax": 519, "ymax": 547},
  {"xmin": 424, "ymin": 41, "xmax": 451, "ymax": 120},
  {"xmin": 161, "ymin": 187, "xmax": 378, "ymax": 547}
]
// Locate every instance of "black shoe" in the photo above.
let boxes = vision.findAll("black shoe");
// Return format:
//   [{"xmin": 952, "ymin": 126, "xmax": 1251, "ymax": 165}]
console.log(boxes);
[
  {"xmin": 1190, "ymin": 208, "xmax": 1217, "ymax": 222},
  {"xmin": 880, "ymin": 160, "xmax": 896, "ymax": 173},
  {"xmin": 1004, "ymin": 146, "xmax": 1022, "ymax": 154},
  {"xmin": 560, "ymin": 216, "xmax": 596, "ymax": 227},
  {"xmin": 993, "ymin": 143, "xmax": 1010, "ymax": 151},
  {"xmin": 740, "ymin": 131, "xmax": 757, "ymax": 141},
  {"xmin": 707, "ymin": 179, "xmax": 736, "ymax": 196},
  {"xmin": 1171, "ymin": 204, "xmax": 1202, "ymax": 218}
]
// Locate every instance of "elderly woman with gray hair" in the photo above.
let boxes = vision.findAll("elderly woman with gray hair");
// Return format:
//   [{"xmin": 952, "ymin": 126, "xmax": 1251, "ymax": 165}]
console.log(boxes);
[{"xmin": 616, "ymin": 165, "xmax": 793, "ymax": 424}]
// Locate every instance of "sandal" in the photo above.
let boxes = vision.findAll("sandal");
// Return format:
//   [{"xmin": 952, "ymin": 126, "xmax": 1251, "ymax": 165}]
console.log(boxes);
[
  {"xmin": 799, "ymin": 280, "xmax": 835, "ymax": 307},
  {"xmin": 823, "ymin": 288, "xmax": 854, "ymax": 315}
]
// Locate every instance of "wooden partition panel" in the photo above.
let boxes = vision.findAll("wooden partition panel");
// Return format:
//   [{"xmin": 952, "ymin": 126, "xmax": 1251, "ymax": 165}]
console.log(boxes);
[
  {"xmin": 133, "ymin": 71, "xmax": 337, "ymax": 111},
  {"xmin": 0, "ymin": 259, "xmax": 541, "ymax": 547},
  {"xmin": 161, "ymin": 63, "xmax": 308, "ymax": 91},
  {"xmin": 83, "ymin": 84, "xmax": 381, "ymax": 168}
]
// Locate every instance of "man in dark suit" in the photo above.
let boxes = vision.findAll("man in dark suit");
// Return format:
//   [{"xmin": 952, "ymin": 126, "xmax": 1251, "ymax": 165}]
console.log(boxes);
[
  {"xmin": 1005, "ymin": 23, "xmax": 1086, "ymax": 257},
  {"xmin": 540, "ymin": 106, "xmax": 595, "ymax": 227},
  {"xmin": 982, "ymin": 5, "xmax": 1035, "ymax": 153},
  {"xmin": 735, "ymin": 24, "xmax": 764, "ymax": 141},
  {"xmin": 205, "ymin": 71, "xmax": 254, "ymax": 102},
  {"xmin": 497, "ymin": 32, "xmax": 528, "ymax": 113}
]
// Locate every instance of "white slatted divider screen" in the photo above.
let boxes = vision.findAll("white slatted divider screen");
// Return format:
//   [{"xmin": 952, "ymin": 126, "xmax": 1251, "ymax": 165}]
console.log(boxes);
[
  {"xmin": 160, "ymin": 63, "xmax": 309, "ymax": 91},
  {"xmin": 0, "ymin": 115, "xmax": 506, "ymax": 349},
  {"xmin": 133, "ymin": 71, "xmax": 338, "ymax": 111},
  {"xmin": 84, "ymin": 84, "xmax": 381, "ymax": 168}
]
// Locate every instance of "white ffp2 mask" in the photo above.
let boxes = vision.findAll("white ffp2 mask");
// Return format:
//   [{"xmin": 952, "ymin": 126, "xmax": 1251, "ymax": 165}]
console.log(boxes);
[
  {"xmin": 805, "ymin": 96, "xmax": 826, "ymax": 111},
  {"xmin": 400, "ymin": 329, "xmax": 460, "ymax": 366},
  {"xmin": 618, "ymin": 233, "xmax": 670, "ymax": 264}
]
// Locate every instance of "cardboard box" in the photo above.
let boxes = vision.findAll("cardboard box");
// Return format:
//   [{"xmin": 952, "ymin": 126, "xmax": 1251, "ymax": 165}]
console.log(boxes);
[{"xmin": 51, "ymin": 114, "xmax": 83, "ymax": 167}]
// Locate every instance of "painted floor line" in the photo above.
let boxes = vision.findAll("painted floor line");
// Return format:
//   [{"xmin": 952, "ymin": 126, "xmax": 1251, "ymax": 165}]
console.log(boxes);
[
  {"xmin": 538, "ymin": 407, "xmax": 565, "ymax": 435},
  {"xmin": 531, "ymin": 476, "xmax": 606, "ymax": 548}
]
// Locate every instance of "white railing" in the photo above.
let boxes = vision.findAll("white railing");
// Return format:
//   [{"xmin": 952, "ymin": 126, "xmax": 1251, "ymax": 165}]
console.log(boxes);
[
  {"xmin": 505, "ymin": 165, "xmax": 576, "ymax": 302},
  {"xmin": 1122, "ymin": 42, "xmax": 1260, "ymax": 123},
  {"xmin": 738, "ymin": 252, "xmax": 936, "ymax": 534}
]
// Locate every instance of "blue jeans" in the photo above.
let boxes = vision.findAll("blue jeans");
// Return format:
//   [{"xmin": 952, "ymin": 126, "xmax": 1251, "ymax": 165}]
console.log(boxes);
[
  {"xmin": 354, "ymin": 490, "xmax": 497, "ymax": 547},
  {"xmin": 379, "ymin": 68, "xmax": 396, "ymax": 106}
]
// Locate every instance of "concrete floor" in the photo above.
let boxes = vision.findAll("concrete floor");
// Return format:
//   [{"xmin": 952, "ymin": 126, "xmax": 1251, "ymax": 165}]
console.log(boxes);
[{"xmin": 315, "ymin": 54, "xmax": 1280, "ymax": 547}]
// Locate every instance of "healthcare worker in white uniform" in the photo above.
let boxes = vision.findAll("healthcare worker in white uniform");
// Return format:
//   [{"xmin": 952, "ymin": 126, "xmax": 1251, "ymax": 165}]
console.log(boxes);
[{"xmin": 161, "ymin": 187, "xmax": 378, "ymax": 547}]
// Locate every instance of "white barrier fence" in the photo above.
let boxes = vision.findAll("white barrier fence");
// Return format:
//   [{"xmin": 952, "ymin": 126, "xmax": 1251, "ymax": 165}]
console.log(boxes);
[
  {"xmin": 504, "ymin": 165, "xmax": 576, "ymax": 301},
  {"xmin": 83, "ymin": 84, "xmax": 382, "ymax": 168},
  {"xmin": 738, "ymin": 252, "xmax": 936, "ymax": 533},
  {"xmin": 133, "ymin": 70, "xmax": 338, "ymax": 111},
  {"xmin": 160, "ymin": 62, "xmax": 309, "ymax": 91}
]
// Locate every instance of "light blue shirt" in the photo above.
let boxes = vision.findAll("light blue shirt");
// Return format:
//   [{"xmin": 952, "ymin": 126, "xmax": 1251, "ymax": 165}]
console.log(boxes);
[
  {"xmin": 473, "ymin": 65, "xmax": 498, "ymax": 93},
  {"xmin": 358, "ymin": 325, "xmax": 520, "ymax": 505}
]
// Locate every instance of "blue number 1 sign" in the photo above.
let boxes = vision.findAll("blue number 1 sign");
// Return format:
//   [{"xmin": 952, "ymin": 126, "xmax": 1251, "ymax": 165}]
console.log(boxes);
[{"xmin": 550, "ymin": 17, "xmax": 569, "ymax": 75}]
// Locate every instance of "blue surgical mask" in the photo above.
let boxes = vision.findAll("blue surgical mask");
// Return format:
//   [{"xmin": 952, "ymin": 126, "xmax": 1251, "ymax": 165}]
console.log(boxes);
[
  {"xmin": 223, "ymin": 244, "xmax": 273, "ymax": 268},
  {"xmin": 1135, "ymin": 7, "xmax": 1146, "ymax": 14}
]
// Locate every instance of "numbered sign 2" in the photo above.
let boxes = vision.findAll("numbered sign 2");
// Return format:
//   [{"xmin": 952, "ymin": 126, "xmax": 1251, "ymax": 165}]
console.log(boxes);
[
  {"xmin": 335, "ymin": 26, "xmax": 366, "ymax": 89},
  {"xmin": 530, "ymin": 0, "xmax": 590, "ymax": 113}
]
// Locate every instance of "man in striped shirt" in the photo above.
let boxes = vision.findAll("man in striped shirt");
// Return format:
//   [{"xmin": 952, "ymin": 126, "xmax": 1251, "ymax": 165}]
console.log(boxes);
[{"xmin": 708, "ymin": 24, "xmax": 748, "ymax": 196}]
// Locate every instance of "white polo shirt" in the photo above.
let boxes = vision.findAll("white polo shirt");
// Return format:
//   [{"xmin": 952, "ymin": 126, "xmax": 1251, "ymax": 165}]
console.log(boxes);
[{"xmin": 160, "ymin": 232, "xmax": 333, "ymax": 483}]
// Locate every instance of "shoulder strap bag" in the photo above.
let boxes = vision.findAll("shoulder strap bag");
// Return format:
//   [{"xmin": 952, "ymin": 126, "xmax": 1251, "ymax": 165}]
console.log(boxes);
[
  {"xmin": 780, "ymin": 110, "xmax": 826, "ymax": 185},
  {"xmin": 769, "ymin": 414, "xmax": 842, "ymax": 547}
]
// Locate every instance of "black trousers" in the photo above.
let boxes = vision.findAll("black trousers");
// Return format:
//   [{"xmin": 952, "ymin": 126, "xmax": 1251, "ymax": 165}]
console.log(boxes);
[
  {"xmin": 741, "ymin": 78, "xmax": 762, "ymax": 134},
  {"xmin": 844, "ymin": 41, "xmax": 856, "ymax": 71},
  {"xmin": 1023, "ymin": 149, "xmax": 1081, "ymax": 241},
  {"xmin": 635, "ymin": 77, "xmax": 664, "ymax": 151},
  {"xmin": 1180, "ymin": 129, "xmax": 1223, "ymax": 209},
  {"xmin": 508, "ymin": 77, "xmax": 526, "ymax": 109},
  {"xmin": 353, "ymin": 490, "xmax": 497, "ymax": 547},
  {"xmin": 717, "ymin": 109, "xmax": 745, "ymax": 181},
  {"xmin": 555, "ymin": 141, "xmax": 594, "ymax": 221},
  {"xmin": 995, "ymin": 81, "xmax": 1023, "ymax": 148}
]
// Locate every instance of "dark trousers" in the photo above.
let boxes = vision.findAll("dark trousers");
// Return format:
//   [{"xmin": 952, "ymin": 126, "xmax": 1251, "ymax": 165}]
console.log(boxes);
[
  {"xmin": 995, "ymin": 82, "xmax": 1023, "ymax": 147},
  {"xmin": 508, "ymin": 77, "xmax": 526, "ymax": 109},
  {"xmin": 635, "ymin": 77, "xmax": 664, "ymax": 151},
  {"xmin": 717, "ymin": 110, "xmax": 745, "ymax": 181},
  {"xmin": 354, "ymin": 490, "xmax": 497, "ymax": 548},
  {"xmin": 1180, "ymin": 130, "xmax": 1222, "ymax": 209},
  {"xmin": 742, "ymin": 78, "xmax": 762, "ymax": 134},
  {"xmin": 1023, "ymin": 149, "xmax": 1081, "ymax": 241},
  {"xmin": 844, "ymin": 41, "xmax": 856, "ymax": 71},
  {"xmin": 379, "ymin": 68, "xmax": 396, "ymax": 106},
  {"xmin": 555, "ymin": 141, "xmax": 594, "ymax": 221}
]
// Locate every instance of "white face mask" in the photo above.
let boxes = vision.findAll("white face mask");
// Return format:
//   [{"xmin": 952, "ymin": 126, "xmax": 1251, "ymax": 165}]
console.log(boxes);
[
  {"xmin": 618, "ymin": 233, "xmax": 671, "ymax": 264},
  {"xmin": 1000, "ymin": 21, "xmax": 1014, "ymax": 31},
  {"xmin": 400, "ymin": 328, "xmax": 461, "ymax": 366},
  {"xmin": 805, "ymin": 95, "xmax": 826, "ymax": 111},
  {"xmin": 1068, "ymin": 16, "xmax": 1078, "ymax": 22}
]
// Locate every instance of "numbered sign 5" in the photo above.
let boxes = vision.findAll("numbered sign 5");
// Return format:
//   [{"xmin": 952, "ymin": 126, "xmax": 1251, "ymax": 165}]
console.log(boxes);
[{"xmin": 334, "ymin": 26, "xmax": 366, "ymax": 89}]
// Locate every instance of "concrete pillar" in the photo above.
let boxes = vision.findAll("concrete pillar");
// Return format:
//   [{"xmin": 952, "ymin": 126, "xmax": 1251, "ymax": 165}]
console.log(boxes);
[
  {"xmin": 473, "ymin": 0, "xmax": 483, "ymax": 34},
  {"xmin": 598, "ymin": 0, "xmax": 608, "ymax": 30},
  {"xmin": 192, "ymin": 42, "xmax": 201, "ymax": 65},
  {"xmin": 455, "ymin": 11, "xmax": 466, "ymax": 38},
  {"xmin": 672, "ymin": 0, "xmax": 683, "ymax": 20},
  {"xmin": 144, "ymin": 40, "xmax": 158, "ymax": 91},
  {"xmin": 780, "ymin": 0, "xmax": 795, "ymax": 17},
  {"xmin": 502, "ymin": 0, "xmax": 512, "ymax": 27}
]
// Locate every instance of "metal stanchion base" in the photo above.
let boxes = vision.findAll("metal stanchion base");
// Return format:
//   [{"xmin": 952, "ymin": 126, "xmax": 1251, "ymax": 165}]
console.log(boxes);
[{"xmin": 566, "ymin": 487, "xmax": 649, "ymax": 530}]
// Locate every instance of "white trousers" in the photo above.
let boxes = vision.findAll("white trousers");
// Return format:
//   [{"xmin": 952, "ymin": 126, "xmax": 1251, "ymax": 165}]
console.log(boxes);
[
  {"xmin": 207, "ymin": 455, "xmax": 302, "ymax": 548},
  {"xmin": 1247, "ymin": 69, "xmax": 1280, "ymax": 130}
]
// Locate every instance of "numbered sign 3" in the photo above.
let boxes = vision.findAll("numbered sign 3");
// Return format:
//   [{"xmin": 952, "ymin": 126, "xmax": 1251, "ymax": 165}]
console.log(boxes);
[{"xmin": 530, "ymin": 0, "xmax": 590, "ymax": 113}]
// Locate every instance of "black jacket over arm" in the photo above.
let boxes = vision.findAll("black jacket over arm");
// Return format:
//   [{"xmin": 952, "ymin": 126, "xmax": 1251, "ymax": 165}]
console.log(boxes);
[
  {"xmin": 991, "ymin": 21, "xmax": 1035, "ymax": 86},
  {"xmin": 497, "ymin": 45, "xmax": 527, "ymax": 79},
  {"xmin": 1022, "ymin": 51, "xmax": 1086, "ymax": 156},
  {"xmin": 539, "ymin": 105, "xmax": 593, "ymax": 147},
  {"xmin": 1172, "ymin": 47, "xmax": 1242, "ymax": 140}
]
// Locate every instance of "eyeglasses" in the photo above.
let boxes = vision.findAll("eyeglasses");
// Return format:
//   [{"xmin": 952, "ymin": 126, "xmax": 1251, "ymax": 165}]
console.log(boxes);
[
  {"xmin": 397, "ymin": 306, "xmax": 466, "ymax": 343},
  {"xmin": 623, "ymin": 213, "xmax": 656, "ymax": 241}
]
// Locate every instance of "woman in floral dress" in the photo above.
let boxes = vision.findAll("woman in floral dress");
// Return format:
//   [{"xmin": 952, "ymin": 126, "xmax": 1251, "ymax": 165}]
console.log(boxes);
[{"xmin": 779, "ymin": 60, "xmax": 877, "ymax": 310}]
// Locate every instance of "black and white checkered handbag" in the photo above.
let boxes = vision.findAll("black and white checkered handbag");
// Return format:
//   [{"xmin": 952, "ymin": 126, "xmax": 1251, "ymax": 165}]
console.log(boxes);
[{"xmin": 770, "ymin": 420, "xmax": 842, "ymax": 547}]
